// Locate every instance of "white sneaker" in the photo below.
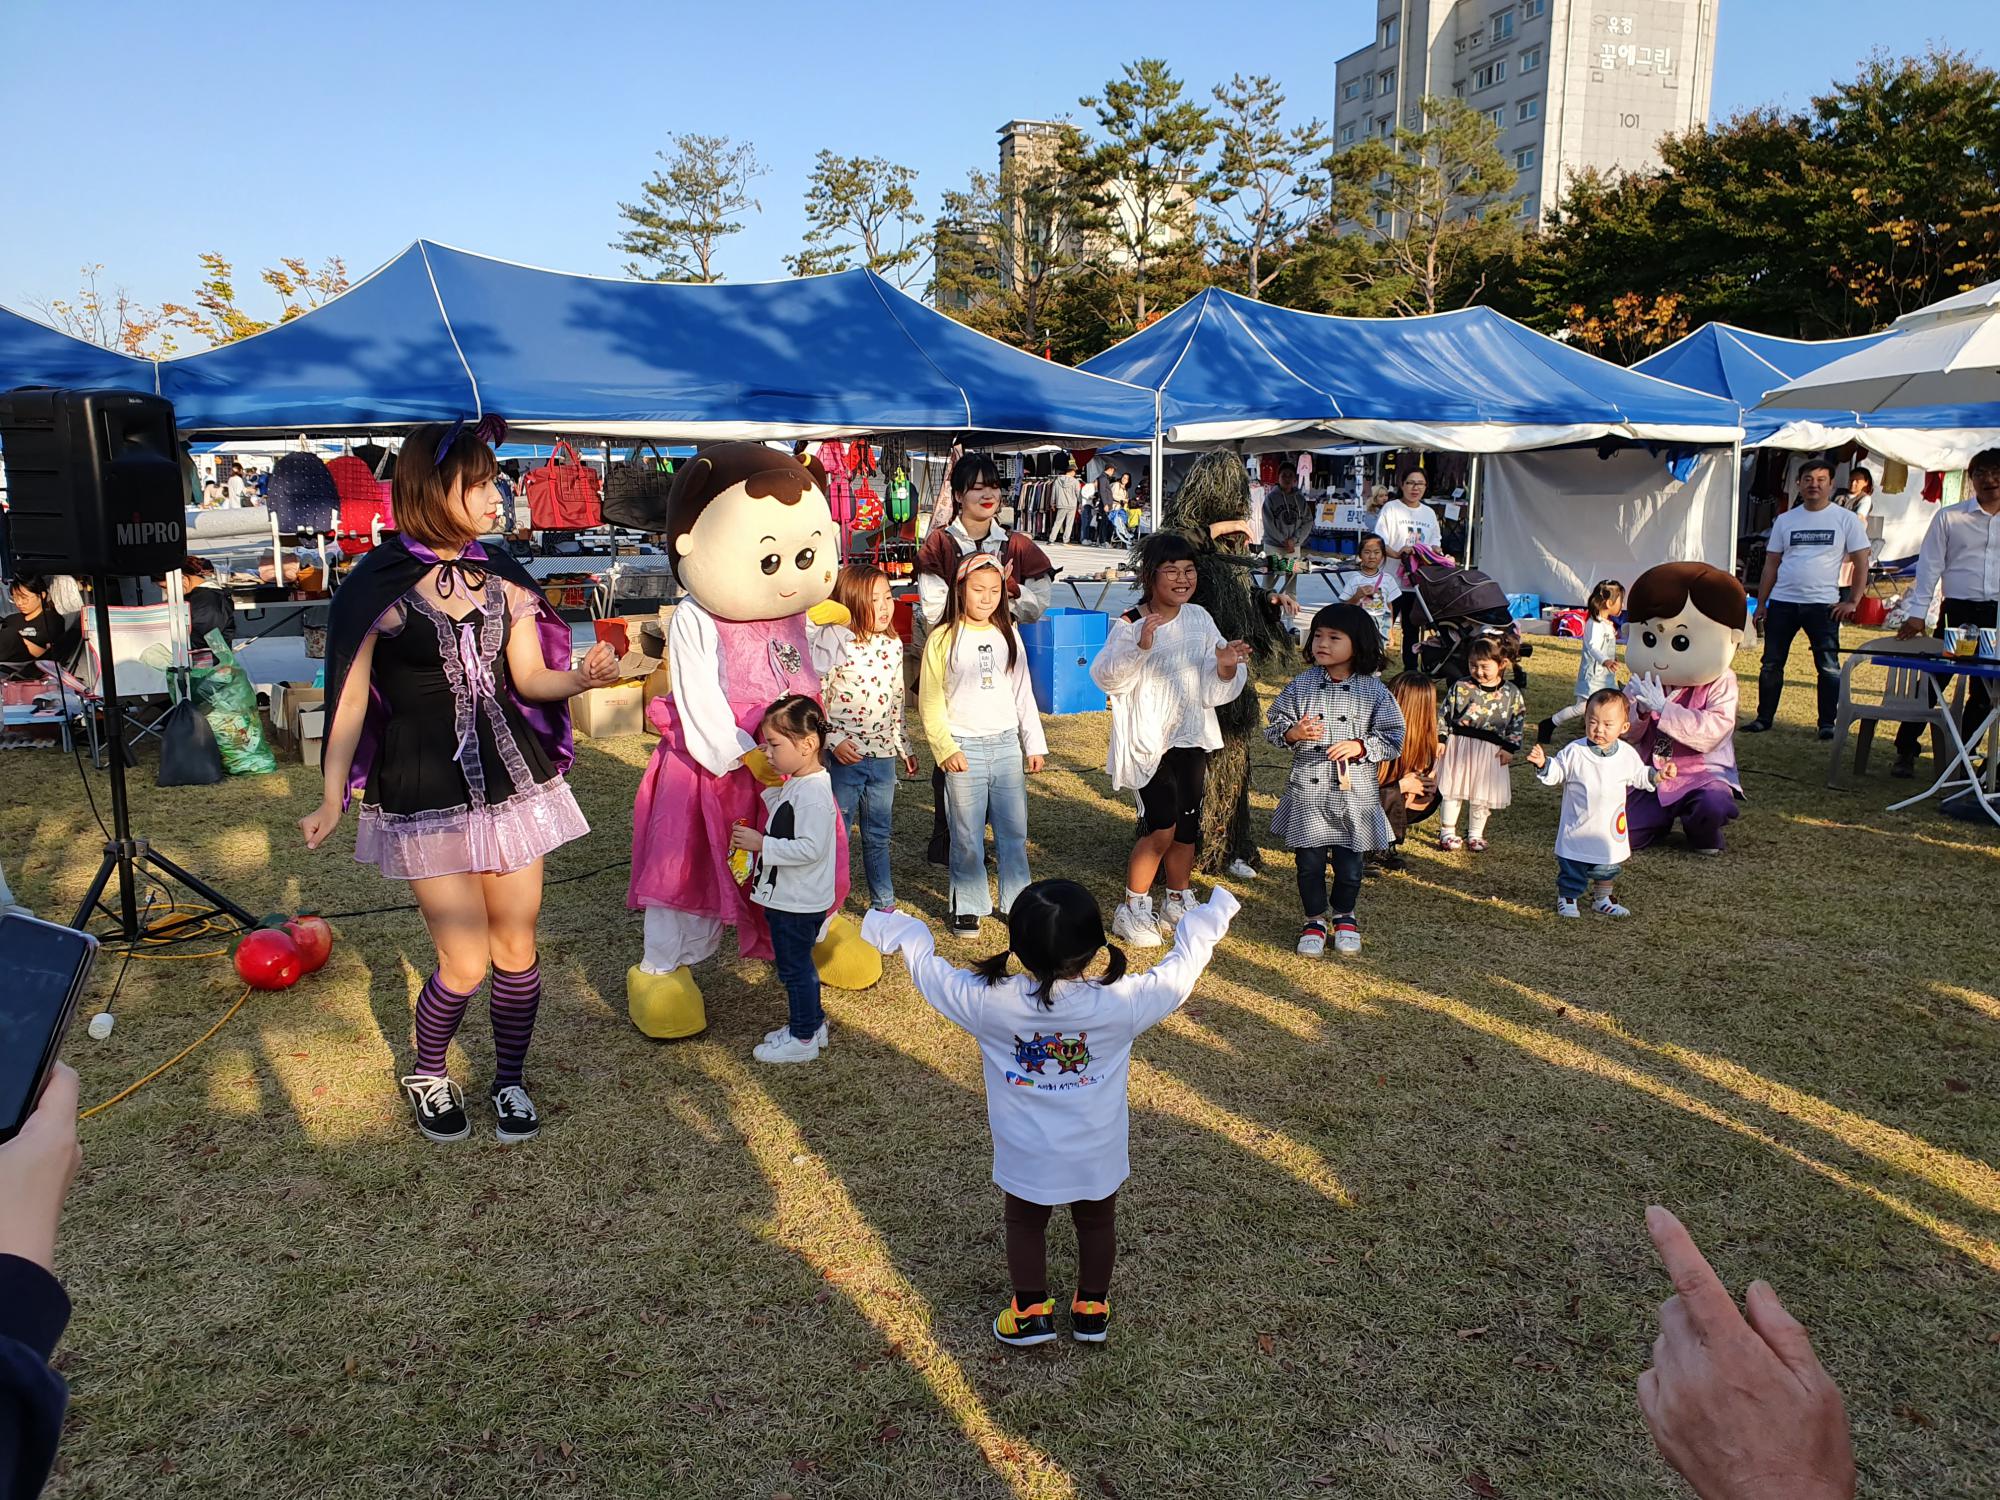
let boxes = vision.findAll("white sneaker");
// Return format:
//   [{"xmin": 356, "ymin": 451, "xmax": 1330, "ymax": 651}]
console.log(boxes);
[
  {"xmin": 1157, "ymin": 890, "xmax": 1195, "ymax": 928},
  {"xmin": 1296, "ymin": 920, "xmax": 1328, "ymax": 957},
  {"xmin": 753, "ymin": 1030, "xmax": 824, "ymax": 1065},
  {"xmin": 764, "ymin": 1022, "xmax": 830, "ymax": 1050},
  {"xmin": 1225, "ymin": 859, "xmax": 1260, "ymax": 879},
  {"xmin": 1331, "ymin": 919, "xmax": 1361, "ymax": 956},
  {"xmin": 1111, "ymin": 897, "xmax": 1163, "ymax": 948},
  {"xmin": 1556, "ymin": 898, "xmax": 1581, "ymax": 919},
  {"xmin": 1592, "ymin": 897, "xmax": 1632, "ymax": 918}
]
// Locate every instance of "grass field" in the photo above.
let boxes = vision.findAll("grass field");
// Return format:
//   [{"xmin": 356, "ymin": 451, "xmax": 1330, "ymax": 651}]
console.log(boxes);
[{"xmin": 4, "ymin": 631, "xmax": 1996, "ymax": 1499}]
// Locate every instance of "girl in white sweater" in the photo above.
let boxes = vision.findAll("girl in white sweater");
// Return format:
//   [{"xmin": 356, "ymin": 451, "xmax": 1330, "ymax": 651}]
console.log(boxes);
[
  {"xmin": 1090, "ymin": 534, "xmax": 1251, "ymax": 948},
  {"xmin": 865, "ymin": 879, "xmax": 1238, "ymax": 1347},
  {"xmin": 1538, "ymin": 579, "xmax": 1625, "ymax": 744},
  {"xmin": 919, "ymin": 555, "xmax": 1047, "ymax": 935}
]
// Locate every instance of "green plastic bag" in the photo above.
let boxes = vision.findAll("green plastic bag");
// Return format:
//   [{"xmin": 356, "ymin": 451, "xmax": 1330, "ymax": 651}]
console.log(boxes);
[{"xmin": 191, "ymin": 629, "xmax": 277, "ymax": 775}]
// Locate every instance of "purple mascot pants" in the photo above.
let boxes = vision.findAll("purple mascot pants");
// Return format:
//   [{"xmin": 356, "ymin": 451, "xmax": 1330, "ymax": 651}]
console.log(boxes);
[{"xmin": 1626, "ymin": 781, "xmax": 1739, "ymax": 853}]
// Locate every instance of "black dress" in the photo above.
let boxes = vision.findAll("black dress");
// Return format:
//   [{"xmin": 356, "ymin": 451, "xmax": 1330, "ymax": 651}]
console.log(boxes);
[{"xmin": 352, "ymin": 579, "xmax": 587, "ymax": 879}]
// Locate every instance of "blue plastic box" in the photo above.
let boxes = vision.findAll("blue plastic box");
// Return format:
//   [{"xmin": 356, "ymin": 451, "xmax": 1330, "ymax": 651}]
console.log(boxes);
[
  {"xmin": 1505, "ymin": 592, "xmax": 1542, "ymax": 620},
  {"xmin": 1020, "ymin": 608, "xmax": 1109, "ymax": 715}
]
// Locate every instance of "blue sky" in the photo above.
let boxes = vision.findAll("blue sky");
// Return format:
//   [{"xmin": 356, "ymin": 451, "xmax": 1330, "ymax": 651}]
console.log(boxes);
[{"xmin": 1, "ymin": 0, "xmax": 1991, "ymax": 327}]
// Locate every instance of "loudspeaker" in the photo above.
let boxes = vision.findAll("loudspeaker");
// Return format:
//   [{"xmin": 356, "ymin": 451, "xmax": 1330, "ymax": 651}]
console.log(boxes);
[{"xmin": 0, "ymin": 387, "xmax": 186, "ymax": 576}]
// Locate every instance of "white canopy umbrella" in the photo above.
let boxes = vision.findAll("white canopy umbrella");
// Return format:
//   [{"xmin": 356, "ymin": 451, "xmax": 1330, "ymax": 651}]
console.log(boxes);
[{"xmin": 1760, "ymin": 279, "xmax": 2000, "ymax": 411}]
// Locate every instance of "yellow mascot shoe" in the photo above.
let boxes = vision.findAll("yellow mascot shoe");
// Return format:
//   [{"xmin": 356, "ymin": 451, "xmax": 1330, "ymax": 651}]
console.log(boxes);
[
  {"xmin": 627, "ymin": 965, "xmax": 707, "ymax": 1039},
  {"xmin": 812, "ymin": 915, "xmax": 882, "ymax": 991}
]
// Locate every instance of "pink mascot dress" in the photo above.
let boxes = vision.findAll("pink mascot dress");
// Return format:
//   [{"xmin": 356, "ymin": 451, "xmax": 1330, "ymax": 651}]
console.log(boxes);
[{"xmin": 625, "ymin": 444, "xmax": 881, "ymax": 1038}]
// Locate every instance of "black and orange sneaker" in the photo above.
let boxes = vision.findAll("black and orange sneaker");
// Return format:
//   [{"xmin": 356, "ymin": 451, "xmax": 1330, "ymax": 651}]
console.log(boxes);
[
  {"xmin": 992, "ymin": 1296, "xmax": 1058, "ymax": 1347},
  {"xmin": 1070, "ymin": 1297, "xmax": 1111, "ymax": 1344}
]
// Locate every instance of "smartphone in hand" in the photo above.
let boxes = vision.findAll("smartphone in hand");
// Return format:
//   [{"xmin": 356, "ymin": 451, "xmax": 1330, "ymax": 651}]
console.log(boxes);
[{"xmin": 0, "ymin": 913, "xmax": 97, "ymax": 1143}]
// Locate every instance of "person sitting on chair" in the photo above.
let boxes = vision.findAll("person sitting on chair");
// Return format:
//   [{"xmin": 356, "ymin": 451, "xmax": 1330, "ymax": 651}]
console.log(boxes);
[{"xmin": 0, "ymin": 576, "xmax": 75, "ymax": 680}]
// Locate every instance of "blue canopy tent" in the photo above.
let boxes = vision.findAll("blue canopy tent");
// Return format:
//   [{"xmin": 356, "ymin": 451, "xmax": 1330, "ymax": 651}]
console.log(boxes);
[
  {"xmin": 1633, "ymin": 323, "xmax": 1890, "ymax": 443},
  {"xmin": 1081, "ymin": 288, "xmax": 1745, "ymax": 608},
  {"xmin": 156, "ymin": 241, "xmax": 1157, "ymax": 446},
  {"xmin": 0, "ymin": 303, "xmax": 160, "ymax": 396}
]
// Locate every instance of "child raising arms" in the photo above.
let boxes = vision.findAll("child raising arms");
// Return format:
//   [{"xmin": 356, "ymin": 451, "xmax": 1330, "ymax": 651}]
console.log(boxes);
[
  {"xmin": 733, "ymin": 696, "xmax": 843, "ymax": 1063},
  {"xmin": 1266, "ymin": 604, "xmax": 1405, "ymax": 956},
  {"xmin": 1526, "ymin": 689, "xmax": 1673, "ymax": 918},
  {"xmin": 865, "ymin": 880, "xmax": 1239, "ymax": 1347}
]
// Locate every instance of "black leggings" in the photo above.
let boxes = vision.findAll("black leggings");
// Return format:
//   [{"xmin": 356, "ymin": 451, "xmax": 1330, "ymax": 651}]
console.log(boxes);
[
  {"xmin": 1004, "ymin": 1191, "xmax": 1118, "ymax": 1304},
  {"xmin": 1295, "ymin": 845, "xmax": 1365, "ymax": 920}
]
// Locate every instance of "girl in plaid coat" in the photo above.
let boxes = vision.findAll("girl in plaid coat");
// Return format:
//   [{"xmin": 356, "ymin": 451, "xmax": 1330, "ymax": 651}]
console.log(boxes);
[{"xmin": 1265, "ymin": 603, "xmax": 1404, "ymax": 957}]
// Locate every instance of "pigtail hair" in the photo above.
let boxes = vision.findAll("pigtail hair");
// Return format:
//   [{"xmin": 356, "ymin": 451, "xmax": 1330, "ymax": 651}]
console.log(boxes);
[
  {"xmin": 1098, "ymin": 945, "xmax": 1128, "ymax": 987},
  {"xmin": 972, "ymin": 951, "xmax": 1013, "ymax": 988}
]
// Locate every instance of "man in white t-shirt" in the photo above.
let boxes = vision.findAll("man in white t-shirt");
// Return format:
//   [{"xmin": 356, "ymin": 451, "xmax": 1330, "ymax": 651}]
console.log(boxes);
[
  {"xmin": 1746, "ymin": 457, "xmax": 1872, "ymax": 739},
  {"xmin": 1373, "ymin": 468, "xmax": 1443, "ymax": 669}
]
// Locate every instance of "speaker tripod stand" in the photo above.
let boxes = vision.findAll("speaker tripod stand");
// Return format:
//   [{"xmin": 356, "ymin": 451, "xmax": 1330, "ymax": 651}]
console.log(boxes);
[{"xmin": 69, "ymin": 576, "xmax": 258, "ymax": 943}]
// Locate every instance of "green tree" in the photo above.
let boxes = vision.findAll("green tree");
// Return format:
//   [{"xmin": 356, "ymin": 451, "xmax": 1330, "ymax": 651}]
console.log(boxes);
[
  {"xmin": 1325, "ymin": 95, "xmax": 1520, "ymax": 316},
  {"xmin": 1208, "ymin": 74, "xmax": 1328, "ymax": 298},
  {"xmin": 613, "ymin": 134, "xmax": 766, "ymax": 283},
  {"xmin": 1080, "ymin": 58, "xmax": 1220, "ymax": 328},
  {"xmin": 786, "ymin": 153, "xmax": 927, "ymax": 286}
]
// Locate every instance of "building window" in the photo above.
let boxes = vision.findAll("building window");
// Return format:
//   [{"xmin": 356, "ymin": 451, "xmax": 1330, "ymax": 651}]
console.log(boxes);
[
  {"xmin": 1343, "ymin": 78, "xmax": 1360, "ymax": 101},
  {"xmin": 1492, "ymin": 7, "xmax": 1515, "ymax": 41},
  {"xmin": 1486, "ymin": 105, "xmax": 1506, "ymax": 128},
  {"xmin": 1381, "ymin": 16, "xmax": 1399, "ymax": 47},
  {"xmin": 1362, "ymin": 73, "xmax": 1374, "ymax": 99},
  {"xmin": 1453, "ymin": 78, "xmax": 1466, "ymax": 97},
  {"xmin": 1523, "ymin": 0, "xmax": 1545, "ymax": 17},
  {"xmin": 1473, "ymin": 59, "xmax": 1506, "ymax": 90},
  {"xmin": 1517, "ymin": 98, "xmax": 1539, "ymax": 122},
  {"xmin": 1515, "ymin": 147, "xmax": 1536, "ymax": 169},
  {"xmin": 1339, "ymin": 121, "xmax": 1357, "ymax": 145},
  {"xmin": 1376, "ymin": 208, "xmax": 1392, "ymax": 230},
  {"xmin": 1378, "ymin": 114, "xmax": 1395, "ymax": 138},
  {"xmin": 1380, "ymin": 67, "xmax": 1396, "ymax": 95},
  {"xmin": 1520, "ymin": 45, "xmax": 1542, "ymax": 73}
]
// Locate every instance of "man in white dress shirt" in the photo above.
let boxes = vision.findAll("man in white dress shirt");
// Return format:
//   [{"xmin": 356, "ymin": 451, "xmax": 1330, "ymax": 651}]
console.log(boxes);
[{"xmin": 1890, "ymin": 448, "xmax": 2000, "ymax": 776}]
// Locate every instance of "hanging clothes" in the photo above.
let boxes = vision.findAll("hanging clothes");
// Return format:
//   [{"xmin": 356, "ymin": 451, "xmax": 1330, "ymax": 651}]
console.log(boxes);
[
  {"xmin": 1923, "ymin": 469, "xmax": 1946, "ymax": 503},
  {"xmin": 1296, "ymin": 452, "xmax": 1313, "ymax": 488}
]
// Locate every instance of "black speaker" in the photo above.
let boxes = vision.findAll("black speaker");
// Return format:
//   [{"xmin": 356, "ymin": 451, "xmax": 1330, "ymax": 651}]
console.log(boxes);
[{"xmin": 0, "ymin": 387, "xmax": 186, "ymax": 576}]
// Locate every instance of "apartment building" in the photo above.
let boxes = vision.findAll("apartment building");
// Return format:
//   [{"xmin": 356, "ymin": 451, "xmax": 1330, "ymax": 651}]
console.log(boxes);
[{"xmin": 1332, "ymin": 1, "xmax": 1719, "ymax": 225}]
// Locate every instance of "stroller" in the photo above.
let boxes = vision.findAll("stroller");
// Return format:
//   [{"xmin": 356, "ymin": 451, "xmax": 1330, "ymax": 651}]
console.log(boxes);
[{"xmin": 1402, "ymin": 543, "xmax": 1530, "ymax": 686}]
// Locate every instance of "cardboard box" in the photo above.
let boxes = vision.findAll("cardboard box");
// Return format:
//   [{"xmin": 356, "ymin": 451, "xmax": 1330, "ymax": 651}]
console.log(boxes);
[
  {"xmin": 271, "ymin": 682, "xmax": 324, "ymax": 753},
  {"xmin": 297, "ymin": 704, "xmax": 327, "ymax": 769},
  {"xmin": 640, "ymin": 661, "xmax": 673, "ymax": 734},
  {"xmin": 572, "ymin": 679, "xmax": 645, "ymax": 738}
]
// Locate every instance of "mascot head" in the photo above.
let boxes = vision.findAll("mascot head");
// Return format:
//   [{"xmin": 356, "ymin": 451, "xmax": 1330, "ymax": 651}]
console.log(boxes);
[
  {"xmin": 1167, "ymin": 451, "xmax": 1253, "ymax": 552},
  {"xmin": 667, "ymin": 442, "xmax": 836, "ymax": 622},
  {"xmin": 1624, "ymin": 562, "xmax": 1746, "ymax": 687}
]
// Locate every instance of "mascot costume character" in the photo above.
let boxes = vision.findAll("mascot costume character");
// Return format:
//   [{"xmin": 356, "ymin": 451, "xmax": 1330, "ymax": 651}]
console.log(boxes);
[
  {"xmin": 627, "ymin": 443, "xmax": 881, "ymax": 1037},
  {"xmin": 1620, "ymin": 561, "xmax": 1747, "ymax": 854},
  {"xmin": 1140, "ymin": 452, "xmax": 1292, "ymax": 875}
]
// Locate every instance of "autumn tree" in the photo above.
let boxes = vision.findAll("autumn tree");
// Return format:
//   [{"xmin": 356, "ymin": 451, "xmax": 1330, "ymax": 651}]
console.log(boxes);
[
  {"xmin": 1324, "ymin": 95, "xmax": 1520, "ymax": 316},
  {"xmin": 1208, "ymin": 74, "xmax": 1328, "ymax": 298},
  {"xmin": 262, "ymin": 256, "xmax": 351, "ymax": 321},
  {"xmin": 1080, "ymin": 58, "xmax": 1219, "ymax": 328},
  {"xmin": 787, "ymin": 153, "xmax": 927, "ymax": 286},
  {"xmin": 34, "ymin": 264, "xmax": 176, "ymax": 356},
  {"xmin": 613, "ymin": 134, "xmax": 766, "ymax": 282}
]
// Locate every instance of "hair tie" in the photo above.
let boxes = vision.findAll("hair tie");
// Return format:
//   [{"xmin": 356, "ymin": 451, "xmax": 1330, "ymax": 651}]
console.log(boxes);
[{"xmin": 956, "ymin": 552, "xmax": 1004, "ymax": 582}]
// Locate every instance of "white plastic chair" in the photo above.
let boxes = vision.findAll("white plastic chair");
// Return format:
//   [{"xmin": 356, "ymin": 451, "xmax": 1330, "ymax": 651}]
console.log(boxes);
[{"xmin": 1826, "ymin": 635, "xmax": 1944, "ymax": 787}]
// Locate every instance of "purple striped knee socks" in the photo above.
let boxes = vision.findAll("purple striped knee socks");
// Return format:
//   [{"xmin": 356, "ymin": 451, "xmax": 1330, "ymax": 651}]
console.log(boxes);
[
  {"xmin": 414, "ymin": 970, "xmax": 478, "ymax": 1076},
  {"xmin": 488, "ymin": 961, "xmax": 542, "ymax": 1087}
]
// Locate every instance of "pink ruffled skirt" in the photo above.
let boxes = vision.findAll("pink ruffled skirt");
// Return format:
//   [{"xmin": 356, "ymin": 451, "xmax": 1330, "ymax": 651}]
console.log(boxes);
[{"xmin": 356, "ymin": 777, "xmax": 588, "ymax": 879}]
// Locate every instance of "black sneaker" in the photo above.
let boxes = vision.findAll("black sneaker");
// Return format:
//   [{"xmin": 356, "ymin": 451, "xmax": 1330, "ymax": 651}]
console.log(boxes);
[
  {"xmin": 1891, "ymin": 754, "xmax": 1917, "ymax": 780},
  {"xmin": 993, "ymin": 1296, "xmax": 1058, "ymax": 1347},
  {"xmin": 1070, "ymin": 1297, "xmax": 1111, "ymax": 1344},
  {"xmin": 400, "ymin": 1073, "xmax": 470, "ymax": 1143},
  {"xmin": 1374, "ymin": 847, "xmax": 1407, "ymax": 873},
  {"xmin": 1817, "ymin": 725, "xmax": 1836, "ymax": 741},
  {"xmin": 950, "ymin": 912, "xmax": 981, "ymax": 935},
  {"xmin": 1742, "ymin": 719, "xmax": 1773, "ymax": 734},
  {"xmin": 489, "ymin": 1083, "xmax": 540, "ymax": 1143}
]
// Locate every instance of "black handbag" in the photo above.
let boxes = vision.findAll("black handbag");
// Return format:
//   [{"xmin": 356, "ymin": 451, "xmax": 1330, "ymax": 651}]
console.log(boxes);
[
  {"xmin": 601, "ymin": 443, "xmax": 675, "ymax": 532},
  {"xmin": 156, "ymin": 689, "xmax": 224, "ymax": 786}
]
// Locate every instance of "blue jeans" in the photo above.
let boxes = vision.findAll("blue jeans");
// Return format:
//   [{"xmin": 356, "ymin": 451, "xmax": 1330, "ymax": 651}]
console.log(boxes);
[
  {"xmin": 766, "ymin": 907, "xmax": 826, "ymax": 1040},
  {"xmin": 944, "ymin": 732, "xmax": 1030, "ymax": 918},
  {"xmin": 1295, "ymin": 845, "xmax": 1365, "ymax": 920},
  {"xmin": 829, "ymin": 755, "xmax": 898, "ymax": 910},
  {"xmin": 1555, "ymin": 857, "xmax": 1621, "ymax": 900},
  {"xmin": 1755, "ymin": 598, "xmax": 1842, "ymax": 728}
]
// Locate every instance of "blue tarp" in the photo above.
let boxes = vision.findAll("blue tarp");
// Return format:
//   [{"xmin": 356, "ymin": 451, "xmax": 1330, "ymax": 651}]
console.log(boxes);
[
  {"xmin": 1636, "ymin": 322, "xmax": 1997, "ymax": 444},
  {"xmin": 1, "ymin": 303, "xmax": 159, "ymax": 396},
  {"xmin": 153, "ymin": 241, "xmax": 1156, "ymax": 442},
  {"xmin": 1079, "ymin": 287, "xmax": 1741, "ymax": 449}
]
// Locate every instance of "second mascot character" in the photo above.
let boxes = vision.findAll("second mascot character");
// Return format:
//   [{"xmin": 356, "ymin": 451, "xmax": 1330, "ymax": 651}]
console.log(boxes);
[{"xmin": 627, "ymin": 443, "xmax": 882, "ymax": 1037}]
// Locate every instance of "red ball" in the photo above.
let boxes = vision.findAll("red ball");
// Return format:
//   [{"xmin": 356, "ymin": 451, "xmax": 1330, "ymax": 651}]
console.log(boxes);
[
  {"xmin": 283, "ymin": 913, "xmax": 333, "ymax": 973},
  {"xmin": 234, "ymin": 927, "xmax": 303, "ymax": 990}
]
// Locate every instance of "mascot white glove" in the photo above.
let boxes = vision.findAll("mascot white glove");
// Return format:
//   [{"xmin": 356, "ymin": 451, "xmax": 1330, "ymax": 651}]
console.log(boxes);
[{"xmin": 1627, "ymin": 671, "xmax": 1669, "ymax": 716}]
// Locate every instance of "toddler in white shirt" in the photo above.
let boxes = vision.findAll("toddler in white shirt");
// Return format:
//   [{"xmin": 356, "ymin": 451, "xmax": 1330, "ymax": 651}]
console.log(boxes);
[{"xmin": 1526, "ymin": 689, "xmax": 1674, "ymax": 918}]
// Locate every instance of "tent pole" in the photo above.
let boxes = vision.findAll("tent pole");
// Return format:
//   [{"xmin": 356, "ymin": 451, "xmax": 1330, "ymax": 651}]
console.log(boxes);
[
  {"xmin": 1464, "ymin": 453, "xmax": 1480, "ymax": 567},
  {"xmin": 1149, "ymin": 392, "xmax": 1164, "ymax": 535},
  {"xmin": 1727, "ymin": 440, "xmax": 1742, "ymax": 576}
]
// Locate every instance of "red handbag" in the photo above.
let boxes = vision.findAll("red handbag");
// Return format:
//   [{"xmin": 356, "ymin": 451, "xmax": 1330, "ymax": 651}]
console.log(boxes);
[{"xmin": 524, "ymin": 440, "xmax": 603, "ymax": 529}]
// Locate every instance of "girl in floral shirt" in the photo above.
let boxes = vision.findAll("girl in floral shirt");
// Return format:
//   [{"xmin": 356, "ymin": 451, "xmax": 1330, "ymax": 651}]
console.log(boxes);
[{"xmin": 812, "ymin": 564, "xmax": 917, "ymax": 912}]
